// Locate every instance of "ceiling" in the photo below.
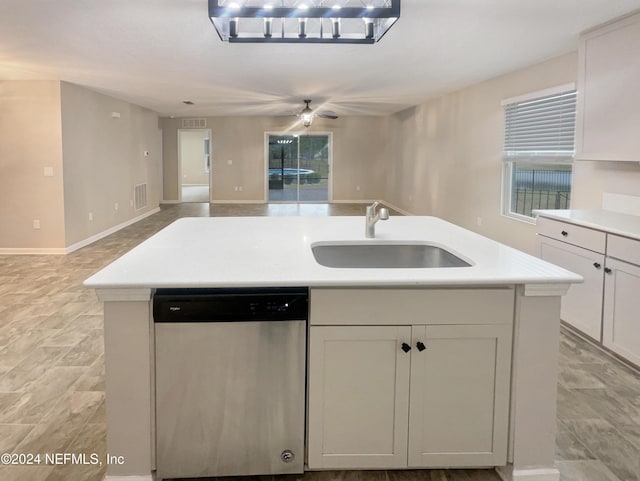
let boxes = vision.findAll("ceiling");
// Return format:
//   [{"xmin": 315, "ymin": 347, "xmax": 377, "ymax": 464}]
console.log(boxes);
[{"xmin": 1, "ymin": 0, "xmax": 639, "ymax": 118}]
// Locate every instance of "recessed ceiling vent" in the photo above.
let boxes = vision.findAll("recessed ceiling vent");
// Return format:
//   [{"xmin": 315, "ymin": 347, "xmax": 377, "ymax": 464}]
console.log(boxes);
[
  {"xmin": 182, "ymin": 118, "xmax": 207, "ymax": 129},
  {"xmin": 134, "ymin": 183, "xmax": 147, "ymax": 210}
]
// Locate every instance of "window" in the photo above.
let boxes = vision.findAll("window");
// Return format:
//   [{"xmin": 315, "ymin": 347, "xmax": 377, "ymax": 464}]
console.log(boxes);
[
  {"xmin": 266, "ymin": 133, "xmax": 331, "ymax": 202},
  {"xmin": 501, "ymin": 85, "xmax": 577, "ymax": 221}
]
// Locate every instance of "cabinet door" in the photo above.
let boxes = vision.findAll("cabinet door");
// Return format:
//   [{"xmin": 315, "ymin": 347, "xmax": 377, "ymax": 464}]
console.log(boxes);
[
  {"xmin": 307, "ymin": 325, "xmax": 411, "ymax": 469},
  {"xmin": 407, "ymin": 324, "xmax": 512, "ymax": 467},
  {"xmin": 576, "ymin": 13, "xmax": 640, "ymax": 161},
  {"xmin": 603, "ymin": 258, "xmax": 640, "ymax": 366},
  {"xmin": 538, "ymin": 236, "xmax": 605, "ymax": 340}
]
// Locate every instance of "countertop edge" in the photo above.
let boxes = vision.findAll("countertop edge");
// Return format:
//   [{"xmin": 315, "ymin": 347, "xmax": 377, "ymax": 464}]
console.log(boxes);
[
  {"xmin": 533, "ymin": 209, "xmax": 640, "ymax": 240},
  {"xmin": 87, "ymin": 280, "xmax": 577, "ymax": 299}
]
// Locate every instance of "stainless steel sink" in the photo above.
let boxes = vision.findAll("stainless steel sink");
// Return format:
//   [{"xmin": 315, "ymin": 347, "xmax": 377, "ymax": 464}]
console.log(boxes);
[{"xmin": 311, "ymin": 243, "xmax": 471, "ymax": 268}]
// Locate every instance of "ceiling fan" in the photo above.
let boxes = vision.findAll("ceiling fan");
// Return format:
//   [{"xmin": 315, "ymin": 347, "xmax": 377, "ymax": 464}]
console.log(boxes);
[{"xmin": 298, "ymin": 99, "xmax": 338, "ymax": 128}]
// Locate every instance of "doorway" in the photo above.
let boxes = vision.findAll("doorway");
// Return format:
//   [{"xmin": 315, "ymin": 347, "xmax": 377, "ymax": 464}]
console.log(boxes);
[
  {"xmin": 179, "ymin": 129, "xmax": 211, "ymax": 202},
  {"xmin": 266, "ymin": 133, "xmax": 331, "ymax": 202}
]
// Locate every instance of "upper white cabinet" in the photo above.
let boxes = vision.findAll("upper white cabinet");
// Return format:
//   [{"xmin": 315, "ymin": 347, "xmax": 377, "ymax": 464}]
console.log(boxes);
[{"xmin": 575, "ymin": 11, "xmax": 640, "ymax": 162}]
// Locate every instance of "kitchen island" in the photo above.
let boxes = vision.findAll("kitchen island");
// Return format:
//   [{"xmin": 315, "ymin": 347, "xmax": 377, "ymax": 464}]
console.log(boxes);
[{"xmin": 84, "ymin": 216, "xmax": 581, "ymax": 481}]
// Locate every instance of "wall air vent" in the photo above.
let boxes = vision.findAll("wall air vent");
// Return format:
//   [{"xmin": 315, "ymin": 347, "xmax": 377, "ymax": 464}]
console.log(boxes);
[
  {"xmin": 134, "ymin": 183, "xmax": 147, "ymax": 210},
  {"xmin": 182, "ymin": 118, "xmax": 207, "ymax": 129}
]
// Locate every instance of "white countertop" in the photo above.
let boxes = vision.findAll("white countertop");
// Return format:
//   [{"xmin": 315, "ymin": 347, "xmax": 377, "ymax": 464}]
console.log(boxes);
[
  {"xmin": 83, "ymin": 216, "xmax": 581, "ymax": 291},
  {"xmin": 534, "ymin": 209, "xmax": 640, "ymax": 240}
]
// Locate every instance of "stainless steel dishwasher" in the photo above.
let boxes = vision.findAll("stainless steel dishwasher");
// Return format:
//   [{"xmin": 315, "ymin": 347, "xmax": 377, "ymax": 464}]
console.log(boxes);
[{"xmin": 153, "ymin": 287, "xmax": 308, "ymax": 480}]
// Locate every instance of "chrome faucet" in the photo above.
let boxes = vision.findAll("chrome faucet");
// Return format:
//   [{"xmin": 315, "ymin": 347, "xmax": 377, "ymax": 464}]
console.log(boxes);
[{"xmin": 365, "ymin": 201, "xmax": 389, "ymax": 238}]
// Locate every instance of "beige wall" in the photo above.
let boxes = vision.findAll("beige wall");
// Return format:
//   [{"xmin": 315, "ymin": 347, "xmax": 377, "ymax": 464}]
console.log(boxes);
[
  {"xmin": 384, "ymin": 53, "xmax": 579, "ymax": 254},
  {"xmin": 5, "ymin": 53, "xmax": 629, "ymax": 254},
  {"xmin": 180, "ymin": 130, "xmax": 210, "ymax": 185},
  {"xmin": 0, "ymin": 80, "xmax": 66, "ymax": 249},
  {"xmin": 0, "ymin": 80, "xmax": 161, "ymax": 251},
  {"xmin": 572, "ymin": 161, "xmax": 640, "ymax": 209},
  {"xmin": 161, "ymin": 116, "xmax": 387, "ymax": 202},
  {"xmin": 60, "ymin": 82, "xmax": 162, "ymax": 246}
]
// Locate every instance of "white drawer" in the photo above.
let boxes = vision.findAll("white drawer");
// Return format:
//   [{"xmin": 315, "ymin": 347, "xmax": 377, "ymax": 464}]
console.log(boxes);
[
  {"xmin": 536, "ymin": 217, "xmax": 606, "ymax": 254},
  {"xmin": 607, "ymin": 234, "xmax": 640, "ymax": 266},
  {"xmin": 310, "ymin": 288, "xmax": 515, "ymax": 326}
]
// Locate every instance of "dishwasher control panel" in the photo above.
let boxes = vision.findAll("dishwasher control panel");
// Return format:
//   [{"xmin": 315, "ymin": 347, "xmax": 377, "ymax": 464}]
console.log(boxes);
[{"xmin": 153, "ymin": 287, "xmax": 309, "ymax": 322}]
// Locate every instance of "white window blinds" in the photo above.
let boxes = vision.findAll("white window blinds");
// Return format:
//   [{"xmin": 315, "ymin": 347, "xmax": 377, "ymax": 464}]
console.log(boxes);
[{"xmin": 503, "ymin": 89, "xmax": 577, "ymax": 162}]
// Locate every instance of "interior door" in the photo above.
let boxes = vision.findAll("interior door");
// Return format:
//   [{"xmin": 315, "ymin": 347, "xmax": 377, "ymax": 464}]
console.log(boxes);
[{"xmin": 179, "ymin": 129, "xmax": 211, "ymax": 202}]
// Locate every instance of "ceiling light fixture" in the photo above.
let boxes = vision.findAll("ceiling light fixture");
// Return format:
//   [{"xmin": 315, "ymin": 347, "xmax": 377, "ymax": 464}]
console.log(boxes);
[
  {"xmin": 300, "ymin": 100, "xmax": 314, "ymax": 127},
  {"xmin": 208, "ymin": 0, "xmax": 400, "ymax": 44}
]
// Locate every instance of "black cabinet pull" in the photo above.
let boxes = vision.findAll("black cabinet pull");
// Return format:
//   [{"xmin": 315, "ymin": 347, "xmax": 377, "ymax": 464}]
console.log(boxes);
[
  {"xmin": 593, "ymin": 262, "xmax": 601, "ymax": 269},
  {"xmin": 561, "ymin": 230, "xmax": 568, "ymax": 237},
  {"xmin": 604, "ymin": 267, "xmax": 612, "ymax": 274},
  {"xmin": 401, "ymin": 342, "xmax": 411, "ymax": 353},
  {"xmin": 416, "ymin": 341, "xmax": 426, "ymax": 352}
]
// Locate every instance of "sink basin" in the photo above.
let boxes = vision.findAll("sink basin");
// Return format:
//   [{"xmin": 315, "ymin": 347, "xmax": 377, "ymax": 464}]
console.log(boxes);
[{"xmin": 311, "ymin": 243, "xmax": 471, "ymax": 268}]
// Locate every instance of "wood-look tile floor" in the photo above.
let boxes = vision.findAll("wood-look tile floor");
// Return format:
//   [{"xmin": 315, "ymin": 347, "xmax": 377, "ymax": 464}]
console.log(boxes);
[{"xmin": 0, "ymin": 203, "xmax": 639, "ymax": 481}]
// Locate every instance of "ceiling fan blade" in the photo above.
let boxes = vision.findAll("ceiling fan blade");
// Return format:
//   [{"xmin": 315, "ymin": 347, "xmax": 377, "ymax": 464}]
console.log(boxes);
[{"xmin": 317, "ymin": 113, "xmax": 339, "ymax": 119}]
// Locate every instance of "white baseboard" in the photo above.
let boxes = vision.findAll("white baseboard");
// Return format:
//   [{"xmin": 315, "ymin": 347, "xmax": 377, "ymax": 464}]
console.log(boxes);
[
  {"xmin": 212, "ymin": 200, "xmax": 264, "ymax": 204},
  {"xmin": 65, "ymin": 207, "xmax": 161, "ymax": 254},
  {"xmin": 160, "ymin": 200, "xmax": 180, "ymax": 204},
  {"xmin": 331, "ymin": 199, "xmax": 377, "ymax": 204},
  {"xmin": 496, "ymin": 465, "xmax": 560, "ymax": 481},
  {"xmin": 0, "ymin": 208, "xmax": 161, "ymax": 256},
  {"xmin": 0, "ymin": 247, "xmax": 68, "ymax": 255},
  {"xmin": 380, "ymin": 199, "xmax": 414, "ymax": 216},
  {"xmin": 331, "ymin": 199, "xmax": 415, "ymax": 216},
  {"xmin": 104, "ymin": 475, "xmax": 154, "ymax": 481}
]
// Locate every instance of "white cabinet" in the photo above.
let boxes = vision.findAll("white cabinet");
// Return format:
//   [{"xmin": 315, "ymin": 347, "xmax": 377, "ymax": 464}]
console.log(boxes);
[
  {"xmin": 307, "ymin": 325, "xmax": 410, "ymax": 469},
  {"xmin": 537, "ymin": 216, "xmax": 640, "ymax": 367},
  {"xmin": 536, "ymin": 217, "xmax": 606, "ymax": 253},
  {"xmin": 307, "ymin": 289, "xmax": 513, "ymax": 470},
  {"xmin": 603, "ymin": 257, "xmax": 640, "ymax": 366},
  {"xmin": 537, "ymin": 236, "xmax": 605, "ymax": 340},
  {"xmin": 575, "ymin": 12, "xmax": 640, "ymax": 162},
  {"xmin": 407, "ymin": 324, "xmax": 511, "ymax": 467}
]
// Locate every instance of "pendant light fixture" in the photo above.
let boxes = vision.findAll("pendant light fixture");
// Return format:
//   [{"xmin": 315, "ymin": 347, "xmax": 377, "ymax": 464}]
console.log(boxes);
[{"xmin": 208, "ymin": 0, "xmax": 400, "ymax": 44}]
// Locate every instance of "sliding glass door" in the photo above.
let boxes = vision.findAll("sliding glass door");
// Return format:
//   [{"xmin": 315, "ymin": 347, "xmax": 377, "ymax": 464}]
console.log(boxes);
[{"xmin": 267, "ymin": 133, "xmax": 330, "ymax": 202}]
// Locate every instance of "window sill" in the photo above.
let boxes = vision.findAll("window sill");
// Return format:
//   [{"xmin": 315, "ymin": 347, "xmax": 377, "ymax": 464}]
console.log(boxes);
[{"xmin": 501, "ymin": 212, "xmax": 537, "ymax": 225}]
